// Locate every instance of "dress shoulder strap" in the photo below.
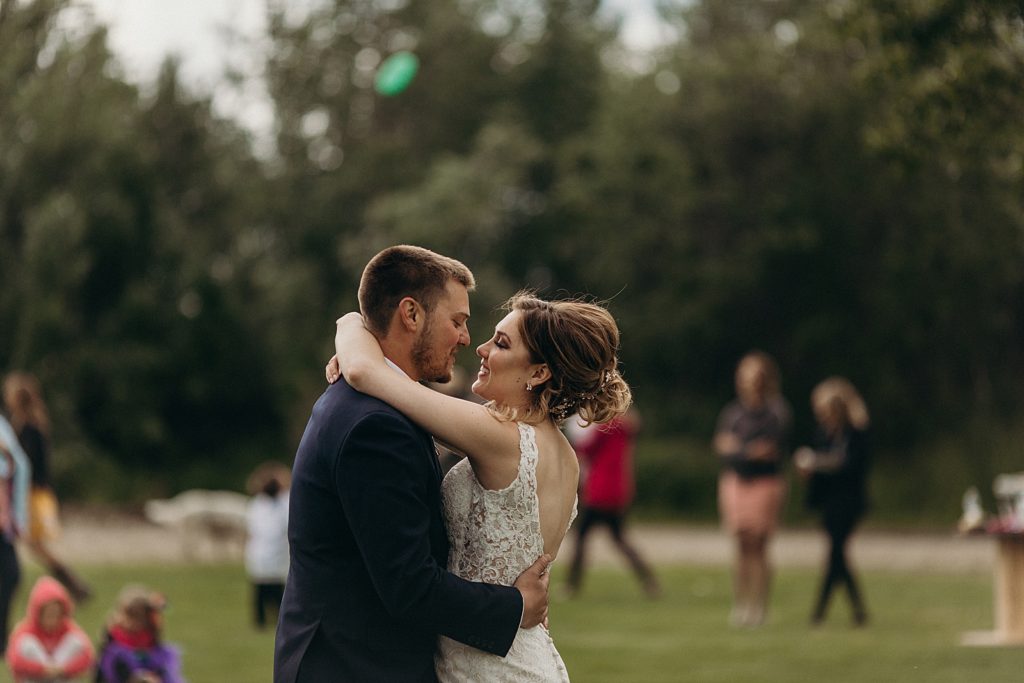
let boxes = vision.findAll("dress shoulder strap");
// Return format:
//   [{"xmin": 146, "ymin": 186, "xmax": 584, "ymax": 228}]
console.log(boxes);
[{"xmin": 515, "ymin": 422, "xmax": 539, "ymax": 486}]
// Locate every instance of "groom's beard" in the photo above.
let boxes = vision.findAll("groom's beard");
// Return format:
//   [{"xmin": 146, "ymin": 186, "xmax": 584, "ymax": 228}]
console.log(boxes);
[{"xmin": 412, "ymin": 317, "xmax": 454, "ymax": 384}]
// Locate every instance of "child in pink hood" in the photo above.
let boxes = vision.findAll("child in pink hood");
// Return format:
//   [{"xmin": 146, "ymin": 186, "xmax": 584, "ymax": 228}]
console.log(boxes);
[{"xmin": 6, "ymin": 576, "xmax": 95, "ymax": 682}]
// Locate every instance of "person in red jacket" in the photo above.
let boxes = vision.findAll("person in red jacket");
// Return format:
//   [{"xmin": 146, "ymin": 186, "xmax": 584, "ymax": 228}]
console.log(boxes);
[
  {"xmin": 6, "ymin": 576, "xmax": 94, "ymax": 682},
  {"xmin": 565, "ymin": 408, "xmax": 659, "ymax": 598}
]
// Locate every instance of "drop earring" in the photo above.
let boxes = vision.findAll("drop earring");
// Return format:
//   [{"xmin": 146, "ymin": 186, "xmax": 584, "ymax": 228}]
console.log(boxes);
[{"xmin": 525, "ymin": 383, "xmax": 533, "ymax": 391}]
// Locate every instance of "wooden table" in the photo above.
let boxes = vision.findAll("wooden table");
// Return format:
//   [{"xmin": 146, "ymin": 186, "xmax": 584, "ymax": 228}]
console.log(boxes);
[{"xmin": 961, "ymin": 533, "xmax": 1024, "ymax": 646}]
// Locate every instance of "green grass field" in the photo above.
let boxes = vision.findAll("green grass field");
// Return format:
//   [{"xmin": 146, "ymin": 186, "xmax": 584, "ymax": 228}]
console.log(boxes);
[{"xmin": 3, "ymin": 563, "xmax": 1023, "ymax": 682}]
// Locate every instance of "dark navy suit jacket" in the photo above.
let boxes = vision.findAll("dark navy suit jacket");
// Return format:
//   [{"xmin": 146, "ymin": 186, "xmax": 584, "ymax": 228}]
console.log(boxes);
[{"xmin": 273, "ymin": 379, "xmax": 523, "ymax": 682}]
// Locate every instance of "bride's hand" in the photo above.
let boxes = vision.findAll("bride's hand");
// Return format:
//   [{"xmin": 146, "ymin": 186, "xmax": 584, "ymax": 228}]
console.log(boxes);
[
  {"xmin": 325, "ymin": 355, "xmax": 341, "ymax": 384},
  {"xmin": 335, "ymin": 312, "xmax": 365, "ymax": 329},
  {"xmin": 327, "ymin": 313, "xmax": 367, "ymax": 384}
]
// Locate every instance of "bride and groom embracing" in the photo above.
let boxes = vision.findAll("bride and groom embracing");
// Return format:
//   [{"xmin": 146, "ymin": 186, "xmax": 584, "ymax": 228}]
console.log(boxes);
[{"xmin": 273, "ymin": 245, "xmax": 632, "ymax": 682}]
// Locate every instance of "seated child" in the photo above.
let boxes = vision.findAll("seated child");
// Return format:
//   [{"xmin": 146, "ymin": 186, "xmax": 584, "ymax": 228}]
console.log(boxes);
[
  {"xmin": 95, "ymin": 586, "xmax": 182, "ymax": 683},
  {"xmin": 7, "ymin": 576, "xmax": 95, "ymax": 682}
]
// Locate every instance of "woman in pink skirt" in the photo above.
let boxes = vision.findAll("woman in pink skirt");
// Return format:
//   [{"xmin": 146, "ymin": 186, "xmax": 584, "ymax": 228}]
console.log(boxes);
[{"xmin": 713, "ymin": 351, "xmax": 791, "ymax": 627}]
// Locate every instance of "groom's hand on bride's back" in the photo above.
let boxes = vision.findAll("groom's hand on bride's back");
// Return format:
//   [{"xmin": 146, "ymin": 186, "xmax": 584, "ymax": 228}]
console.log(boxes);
[{"xmin": 515, "ymin": 554, "xmax": 552, "ymax": 629}]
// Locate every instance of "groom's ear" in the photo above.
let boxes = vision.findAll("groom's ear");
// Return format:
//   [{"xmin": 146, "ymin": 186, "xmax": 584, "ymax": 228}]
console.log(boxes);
[{"xmin": 397, "ymin": 297, "xmax": 423, "ymax": 332}]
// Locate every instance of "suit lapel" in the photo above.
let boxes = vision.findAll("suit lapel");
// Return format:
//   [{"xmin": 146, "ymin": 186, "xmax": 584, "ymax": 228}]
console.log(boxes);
[{"xmin": 419, "ymin": 430, "xmax": 443, "ymax": 484}]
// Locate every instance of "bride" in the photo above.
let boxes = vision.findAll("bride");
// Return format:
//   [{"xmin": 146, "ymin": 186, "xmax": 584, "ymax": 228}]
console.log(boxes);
[{"xmin": 329, "ymin": 292, "xmax": 631, "ymax": 682}]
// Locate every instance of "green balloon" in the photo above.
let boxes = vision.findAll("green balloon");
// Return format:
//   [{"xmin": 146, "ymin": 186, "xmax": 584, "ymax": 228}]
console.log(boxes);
[{"xmin": 374, "ymin": 51, "xmax": 419, "ymax": 97}]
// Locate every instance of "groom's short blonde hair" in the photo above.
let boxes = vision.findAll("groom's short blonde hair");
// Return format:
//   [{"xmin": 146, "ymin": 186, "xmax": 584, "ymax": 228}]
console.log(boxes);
[{"xmin": 358, "ymin": 245, "xmax": 475, "ymax": 337}]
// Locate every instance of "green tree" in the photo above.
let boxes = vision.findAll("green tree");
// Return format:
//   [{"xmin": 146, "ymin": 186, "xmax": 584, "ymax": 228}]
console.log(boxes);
[
  {"xmin": 549, "ymin": 0, "xmax": 1024, "ymax": 444},
  {"xmin": 1, "ymin": 2, "xmax": 286, "ymax": 497}
]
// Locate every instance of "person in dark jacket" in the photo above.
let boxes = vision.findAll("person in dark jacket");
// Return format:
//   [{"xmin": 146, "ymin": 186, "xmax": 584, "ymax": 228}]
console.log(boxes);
[{"xmin": 794, "ymin": 377, "xmax": 871, "ymax": 626}]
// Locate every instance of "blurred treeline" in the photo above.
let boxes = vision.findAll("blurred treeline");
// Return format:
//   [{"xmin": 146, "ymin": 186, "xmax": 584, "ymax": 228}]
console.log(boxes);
[{"xmin": 1, "ymin": 0, "xmax": 1022, "ymax": 519}]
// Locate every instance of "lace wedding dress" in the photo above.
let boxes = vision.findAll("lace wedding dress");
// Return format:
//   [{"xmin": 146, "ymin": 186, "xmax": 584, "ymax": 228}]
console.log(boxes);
[{"xmin": 436, "ymin": 422, "xmax": 577, "ymax": 682}]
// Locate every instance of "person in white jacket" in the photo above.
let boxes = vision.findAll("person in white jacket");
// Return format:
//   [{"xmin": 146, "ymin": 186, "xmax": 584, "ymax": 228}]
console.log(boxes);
[{"xmin": 244, "ymin": 462, "xmax": 291, "ymax": 629}]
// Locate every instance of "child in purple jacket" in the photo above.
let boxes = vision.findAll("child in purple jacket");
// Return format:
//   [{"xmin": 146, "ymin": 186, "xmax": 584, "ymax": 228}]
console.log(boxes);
[{"xmin": 96, "ymin": 585, "xmax": 183, "ymax": 683}]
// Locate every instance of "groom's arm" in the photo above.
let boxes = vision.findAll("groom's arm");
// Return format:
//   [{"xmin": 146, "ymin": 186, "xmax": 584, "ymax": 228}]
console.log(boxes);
[{"xmin": 337, "ymin": 411, "xmax": 523, "ymax": 656}]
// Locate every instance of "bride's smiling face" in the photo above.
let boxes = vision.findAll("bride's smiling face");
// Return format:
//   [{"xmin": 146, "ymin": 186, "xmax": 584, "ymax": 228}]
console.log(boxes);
[{"xmin": 472, "ymin": 310, "xmax": 542, "ymax": 406}]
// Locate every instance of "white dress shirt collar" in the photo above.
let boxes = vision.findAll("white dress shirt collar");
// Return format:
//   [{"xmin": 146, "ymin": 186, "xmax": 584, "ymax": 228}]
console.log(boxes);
[{"xmin": 384, "ymin": 357, "xmax": 413, "ymax": 381}]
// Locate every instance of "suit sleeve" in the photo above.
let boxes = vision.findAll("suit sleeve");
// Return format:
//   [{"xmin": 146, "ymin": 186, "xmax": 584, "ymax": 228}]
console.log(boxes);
[{"xmin": 336, "ymin": 412, "xmax": 523, "ymax": 656}]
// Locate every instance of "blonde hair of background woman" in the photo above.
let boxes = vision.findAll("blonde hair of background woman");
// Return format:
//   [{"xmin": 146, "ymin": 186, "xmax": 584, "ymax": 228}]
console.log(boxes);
[{"xmin": 811, "ymin": 376, "xmax": 870, "ymax": 430}]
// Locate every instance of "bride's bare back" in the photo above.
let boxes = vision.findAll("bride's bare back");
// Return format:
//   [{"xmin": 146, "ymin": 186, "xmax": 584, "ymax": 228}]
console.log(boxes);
[{"xmin": 532, "ymin": 422, "xmax": 580, "ymax": 557}]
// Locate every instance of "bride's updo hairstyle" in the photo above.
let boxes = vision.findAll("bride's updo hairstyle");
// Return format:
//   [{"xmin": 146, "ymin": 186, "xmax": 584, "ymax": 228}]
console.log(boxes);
[{"xmin": 495, "ymin": 292, "xmax": 632, "ymax": 426}]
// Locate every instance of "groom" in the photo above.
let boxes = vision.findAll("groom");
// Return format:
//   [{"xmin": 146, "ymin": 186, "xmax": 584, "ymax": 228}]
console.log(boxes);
[{"xmin": 274, "ymin": 245, "xmax": 551, "ymax": 682}]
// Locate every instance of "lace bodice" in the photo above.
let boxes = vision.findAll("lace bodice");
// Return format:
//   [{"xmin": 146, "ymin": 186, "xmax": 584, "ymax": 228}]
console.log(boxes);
[
  {"xmin": 437, "ymin": 422, "xmax": 576, "ymax": 682},
  {"xmin": 441, "ymin": 422, "xmax": 577, "ymax": 586}
]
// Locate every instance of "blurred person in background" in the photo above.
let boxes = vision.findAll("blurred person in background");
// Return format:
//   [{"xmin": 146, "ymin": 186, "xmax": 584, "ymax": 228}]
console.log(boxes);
[
  {"xmin": 564, "ymin": 407, "xmax": 659, "ymax": 598},
  {"xmin": 794, "ymin": 377, "xmax": 871, "ymax": 627},
  {"xmin": 0, "ymin": 412, "xmax": 30, "ymax": 660},
  {"xmin": 96, "ymin": 585, "xmax": 183, "ymax": 683},
  {"xmin": 2, "ymin": 372, "xmax": 92, "ymax": 604},
  {"xmin": 713, "ymin": 351, "xmax": 791, "ymax": 627},
  {"xmin": 245, "ymin": 461, "xmax": 291, "ymax": 630},
  {"xmin": 6, "ymin": 576, "xmax": 94, "ymax": 682}
]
